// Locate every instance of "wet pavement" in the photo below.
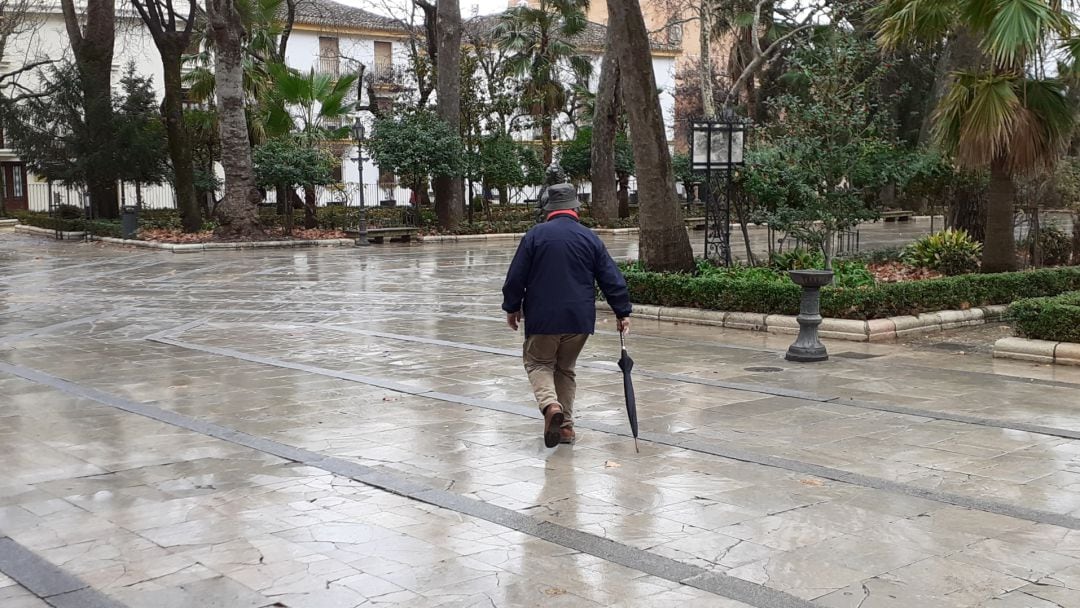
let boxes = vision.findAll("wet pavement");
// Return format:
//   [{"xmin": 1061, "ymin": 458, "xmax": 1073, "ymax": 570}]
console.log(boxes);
[{"xmin": 3, "ymin": 230, "xmax": 1080, "ymax": 607}]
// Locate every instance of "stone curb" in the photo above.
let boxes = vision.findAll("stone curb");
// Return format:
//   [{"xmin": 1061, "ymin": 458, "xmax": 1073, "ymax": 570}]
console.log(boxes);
[
  {"xmin": 14, "ymin": 224, "xmax": 87, "ymax": 240},
  {"xmin": 0, "ymin": 218, "xmax": 18, "ymax": 230},
  {"xmin": 598, "ymin": 301, "xmax": 1008, "ymax": 342},
  {"xmin": 90, "ymin": 236, "xmax": 355, "ymax": 253},
  {"xmin": 418, "ymin": 227, "xmax": 640, "ymax": 242},
  {"xmin": 994, "ymin": 337, "xmax": 1080, "ymax": 367}
]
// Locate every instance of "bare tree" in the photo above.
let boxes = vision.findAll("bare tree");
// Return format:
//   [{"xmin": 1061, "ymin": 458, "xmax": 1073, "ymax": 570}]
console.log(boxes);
[
  {"xmin": 130, "ymin": 0, "xmax": 202, "ymax": 233},
  {"xmin": 59, "ymin": 0, "xmax": 119, "ymax": 218},
  {"xmin": 206, "ymin": 0, "xmax": 263, "ymax": 237},
  {"xmin": 433, "ymin": 0, "xmax": 464, "ymax": 227},
  {"xmin": 607, "ymin": 0, "xmax": 694, "ymax": 271}
]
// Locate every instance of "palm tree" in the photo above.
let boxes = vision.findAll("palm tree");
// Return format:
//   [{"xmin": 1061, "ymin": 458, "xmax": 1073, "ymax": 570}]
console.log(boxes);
[
  {"xmin": 264, "ymin": 64, "xmax": 357, "ymax": 227},
  {"xmin": 496, "ymin": 0, "xmax": 592, "ymax": 165},
  {"xmin": 877, "ymin": 0, "xmax": 1078, "ymax": 273}
]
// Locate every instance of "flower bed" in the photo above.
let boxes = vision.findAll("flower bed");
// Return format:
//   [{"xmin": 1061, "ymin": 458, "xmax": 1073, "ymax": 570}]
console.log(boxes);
[
  {"xmin": 1006, "ymin": 291, "xmax": 1080, "ymax": 343},
  {"xmin": 616, "ymin": 265, "xmax": 1080, "ymax": 320}
]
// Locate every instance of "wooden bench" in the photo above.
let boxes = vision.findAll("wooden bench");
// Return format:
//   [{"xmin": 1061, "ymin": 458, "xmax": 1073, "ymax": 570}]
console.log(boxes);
[
  {"xmin": 881, "ymin": 210, "xmax": 914, "ymax": 222},
  {"xmin": 345, "ymin": 226, "xmax": 419, "ymax": 243},
  {"xmin": 685, "ymin": 217, "xmax": 707, "ymax": 230}
]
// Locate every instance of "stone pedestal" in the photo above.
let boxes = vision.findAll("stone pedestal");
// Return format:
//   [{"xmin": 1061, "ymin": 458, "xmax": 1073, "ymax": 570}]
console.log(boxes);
[{"xmin": 785, "ymin": 270, "xmax": 834, "ymax": 363}]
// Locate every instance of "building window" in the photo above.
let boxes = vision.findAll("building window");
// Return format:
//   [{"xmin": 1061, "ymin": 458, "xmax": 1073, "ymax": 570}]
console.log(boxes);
[
  {"xmin": 373, "ymin": 41, "xmax": 393, "ymax": 81},
  {"xmin": 667, "ymin": 23, "xmax": 683, "ymax": 45},
  {"xmin": 331, "ymin": 158, "xmax": 343, "ymax": 183},
  {"xmin": 12, "ymin": 168, "xmax": 23, "ymax": 198},
  {"xmin": 319, "ymin": 37, "xmax": 340, "ymax": 76}
]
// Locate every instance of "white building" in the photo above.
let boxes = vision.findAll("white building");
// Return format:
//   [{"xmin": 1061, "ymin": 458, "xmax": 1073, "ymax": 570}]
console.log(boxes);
[{"xmin": 0, "ymin": 0, "xmax": 681, "ymax": 212}]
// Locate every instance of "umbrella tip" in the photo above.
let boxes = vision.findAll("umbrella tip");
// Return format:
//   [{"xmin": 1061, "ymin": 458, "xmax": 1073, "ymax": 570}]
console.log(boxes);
[{"xmin": 634, "ymin": 438, "xmax": 640, "ymax": 453}]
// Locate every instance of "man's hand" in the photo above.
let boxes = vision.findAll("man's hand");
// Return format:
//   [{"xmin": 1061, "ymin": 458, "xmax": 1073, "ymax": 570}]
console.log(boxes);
[
  {"xmin": 617, "ymin": 317, "xmax": 630, "ymax": 335},
  {"xmin": 507, "ymin": 311, "xmax": 523, "ymax": 331}
]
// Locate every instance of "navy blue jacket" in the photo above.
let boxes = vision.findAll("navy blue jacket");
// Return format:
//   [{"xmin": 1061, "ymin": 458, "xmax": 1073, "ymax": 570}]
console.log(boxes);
[{"xmin": 502, "ymin": 215, "xmax": 632, "ymax": 336}]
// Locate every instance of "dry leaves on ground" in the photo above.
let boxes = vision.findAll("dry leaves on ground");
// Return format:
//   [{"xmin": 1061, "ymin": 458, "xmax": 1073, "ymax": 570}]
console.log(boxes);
[
  {"xmin": 868, "ymin": 262, "xmax": 942, "ymax": 283},
  {"xmin": 138, "ymin": 227, "xmax": 347, "ymax": 244}
]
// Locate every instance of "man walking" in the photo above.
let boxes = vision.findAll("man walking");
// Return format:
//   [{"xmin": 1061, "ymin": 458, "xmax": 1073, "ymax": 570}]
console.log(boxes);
[{"xmin": 502, "ymin": 183, "xmax": 631, "ymax": 448}]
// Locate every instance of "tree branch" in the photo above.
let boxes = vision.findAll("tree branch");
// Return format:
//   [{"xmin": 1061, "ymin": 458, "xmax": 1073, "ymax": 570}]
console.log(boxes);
[
  {"xmin": 0, "ymin": 58, "xmax": 55, "ymax": 83},
  {"xmin": 58, "ymin": 0, "xmax": 83, "ymax": 50}
]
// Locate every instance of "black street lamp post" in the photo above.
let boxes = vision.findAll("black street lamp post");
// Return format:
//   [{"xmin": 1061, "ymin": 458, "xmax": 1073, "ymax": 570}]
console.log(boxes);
[
  {"xmin": 351, "ymin": 116, "xmax": 370, "ymax": 247},
  {"xmin": 690, "ymin": 109, "xmax": 747, "ymax": 266}
]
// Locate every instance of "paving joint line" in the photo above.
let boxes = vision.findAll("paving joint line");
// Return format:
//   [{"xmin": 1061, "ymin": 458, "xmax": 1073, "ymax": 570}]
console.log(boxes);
[
  {"xmin": 278, "ymin": 323, "xmax": 1080, "ymax": 442},
  {"xmin": 142, "ymin": 334, "xmax": 1080, "ymax": 531},
  {"xmin": 0, "ymin": 360, "xmax": 814, "ymax": 608},
  {"xmin": 0, "ymin": 536, "xmax": 126, "ymax": 608},
  {"xmin": 0, "ymin": 312, "xmax": 126, "ymax": 348}
]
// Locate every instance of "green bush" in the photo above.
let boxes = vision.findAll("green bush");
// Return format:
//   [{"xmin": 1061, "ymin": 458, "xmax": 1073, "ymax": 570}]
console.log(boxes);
[
  {"xmin": 1007, "ymin": 291, "xmax": 1080, "ymax": 342},
  {"xmin": 55, "ymin": 205, "xmax": 85, "ymax": 220},
  {"xmin": 11, "ymin": 211, "xmax": 87, "ymax": 233},
  {"xmin": 1020, "ymin": 224, "xmax": 1073, "ymax": 267},
  {"xmin": 615, "ymin": 265, "xmax": 1080, "ymax": 320},
  {"xmin": 769, "ymin": 249, "xmax": 824, "ymax": 271},
  {"xmin": 903, "ymin": 229, "xmax": 982, "ymax": 275}
]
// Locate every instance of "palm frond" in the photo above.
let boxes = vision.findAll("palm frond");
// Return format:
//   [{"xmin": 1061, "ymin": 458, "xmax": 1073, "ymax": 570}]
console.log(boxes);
[
  {"xmin": 875, "ymin": 0, "xmax": 958, "ymax": 50},
  {"xmin": 982, "ymin": 0, "xmax": 1072, "ymax": 69},
  {"xmin": 1009, "ymin": 78, "xmax": 1075, "ymax": 172}
]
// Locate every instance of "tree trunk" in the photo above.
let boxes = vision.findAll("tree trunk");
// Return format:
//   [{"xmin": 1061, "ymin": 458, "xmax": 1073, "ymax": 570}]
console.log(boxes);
[
  {"xmin": 591, "ymin": 37, "xmax": 620, "ymax": 225},
  {"xmin": 607, "ymin": 0, "xmax": 694, "ymax": 272},
  {"xmin": 61, "ymin": 0, "xmax": 118, "ymax": 219},
  {"xmin": 206, "ymin": 0, "xmax": 263, "ymax": 238},
  {"xmin": 920, "ymin": 30, "xmax": 981, "ymax": 147},
  {"xmin": 699, "ymin": 1, "xmax": 716, "ymax": 118},
  {"xmin": 541, "ymin": 120, "xmax": 554, "ymax": 166},
  {"xmin": 434, "ymin": 0, "xmax": 464, "ymax": 229},
  {"xmin": 161, "ymin": 54, "xmax": 201, "ymax": 232},
  {"xmin": 982, "ymin": 159, "xmax": 1017, "ymax": 273},
  {"xmin": 617, "ymin": 172, "xmax": 630, "ymax": 219},
  {"xmin": 303, "ymin": 184, "xmax": 317, "ymax": 229}
]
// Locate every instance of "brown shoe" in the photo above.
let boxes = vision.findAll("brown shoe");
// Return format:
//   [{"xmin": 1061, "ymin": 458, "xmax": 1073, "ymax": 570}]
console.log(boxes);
[
  {"xmin": 543, "ymin": 404, "xmax": 564, "ymax": 448},
  {"xmin": 559, "ymin": 427, "xmax": 575, "ymax": 444}
]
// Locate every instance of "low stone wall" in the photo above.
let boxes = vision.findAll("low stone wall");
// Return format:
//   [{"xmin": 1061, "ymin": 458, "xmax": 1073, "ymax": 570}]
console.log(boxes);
[
  {"xmin": 0, "ymin": 219, "xmax": 19, "ymax": 231},
  {"xmin": 993, "ymin": 337, "xmax": 1080, "ymax": 366},
  {"xmin": 597, "ymin": 301, "xmax": 1009, "ymax": 342}
]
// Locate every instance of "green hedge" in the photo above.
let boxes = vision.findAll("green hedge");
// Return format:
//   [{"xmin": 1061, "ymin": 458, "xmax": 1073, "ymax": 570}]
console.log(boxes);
[
  {"xmin": 1007, "ymin": 292, "xmax": 1080, "ymax": 343},
  {"xmin": 619, "ymin": 266, "xmax": 1080, "ymax": 320},
  {"xmin": 11, "ymin": 212, "xmax": 123, "ymax": 238}
]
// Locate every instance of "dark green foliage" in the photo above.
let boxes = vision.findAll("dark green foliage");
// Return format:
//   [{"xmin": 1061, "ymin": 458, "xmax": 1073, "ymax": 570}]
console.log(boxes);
[
  {"xmin": 1007, "ymin": 292, "xmax": 1080, "ymax": 343},
  {"xmin": 10, "ymin": 212, "xmax": 121, "ymax": 237},
  {"xmin": 1020, "ymin": 224, "xmax": 1074, "ymax": 267},
  {"xmin": 559, "ymin": 127, "xmax": 633, "ymax": 183},
  {"xmin": 114, "ymin": 65, "xmax": 171, "ymax": 188},
  {"xmin": 367, "ymin": 110, "xmax": 464, "ymax": 187},
  {"xmin": 253, "ymin": 138, "xmax": 335, "ymax": 190},
  {"xmin": 616, "ymin": 265, "xmax": 1080, "ymax": 320}
]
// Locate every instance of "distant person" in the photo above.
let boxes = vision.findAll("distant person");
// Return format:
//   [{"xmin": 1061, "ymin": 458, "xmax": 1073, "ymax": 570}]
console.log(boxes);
[{"xmin": 501, "ymin": 183, "xmax": 631, "ymax": 447}]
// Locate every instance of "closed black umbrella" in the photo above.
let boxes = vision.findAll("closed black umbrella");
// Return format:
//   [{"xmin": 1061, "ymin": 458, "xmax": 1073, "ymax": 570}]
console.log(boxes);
[{"xmin": 617, "ymin": 332, "xmax": 639, "ymax": 453}]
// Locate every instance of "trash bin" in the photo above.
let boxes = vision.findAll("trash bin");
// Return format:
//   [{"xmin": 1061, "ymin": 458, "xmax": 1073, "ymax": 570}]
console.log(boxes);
[{"xmin": 122, "ymin": 205, "xmax": 138, "ymax": 240}]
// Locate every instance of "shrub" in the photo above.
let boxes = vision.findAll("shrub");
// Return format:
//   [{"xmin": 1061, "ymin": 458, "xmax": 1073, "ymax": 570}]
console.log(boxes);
[
  {"xmin": 614, "ymin": 265, "xmax": 1080, "ymax": 320},
  {"xmin": 55, "ymin": 204, "xmax": 85, "ymax": 220},
  {"xmin": 769, "ymin": 249, "xmax": 824, "ymax": 271},
  {"xmin": 1007, "ymin": 292, "xmax": 1080, "ymax": 343},
  {"xmin": 903, "ymin": 229, "xmax": 982, "ymax": 276},
  {"xmin": 1020, "ymin": 224, "xmax": 1073, "ymax": 267}
]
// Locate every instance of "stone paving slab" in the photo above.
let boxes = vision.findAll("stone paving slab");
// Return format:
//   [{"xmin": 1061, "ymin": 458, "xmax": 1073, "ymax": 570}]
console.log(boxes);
[{"xmin": 5, "ymin": 231, "xmax": 1080, "ymax": 606}]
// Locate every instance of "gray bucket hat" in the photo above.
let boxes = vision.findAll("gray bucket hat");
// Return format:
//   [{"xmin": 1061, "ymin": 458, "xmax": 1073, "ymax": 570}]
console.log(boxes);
[{"xmin": 542, "ymin": 183, "xmax": 580, "ymax": 212}]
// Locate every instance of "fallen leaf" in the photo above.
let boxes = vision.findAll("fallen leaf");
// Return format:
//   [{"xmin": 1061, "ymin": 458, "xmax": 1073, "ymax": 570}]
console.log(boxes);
[
  {"xmin": 799, "ymin": 478, "xmax": 824, "ymax": 487},
  {"xmin": 604, "ymin": 460, "xmax": 621, "ymax": 468},
  {"xmin": 544, "ymin": 588, "xmax": 567, "ymax": 596}
]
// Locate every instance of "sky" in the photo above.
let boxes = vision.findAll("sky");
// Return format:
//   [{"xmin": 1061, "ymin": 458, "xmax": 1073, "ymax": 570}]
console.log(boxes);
[{"xmin": 341, "ymin": 0, "xmax": 512, "ymax": 18}]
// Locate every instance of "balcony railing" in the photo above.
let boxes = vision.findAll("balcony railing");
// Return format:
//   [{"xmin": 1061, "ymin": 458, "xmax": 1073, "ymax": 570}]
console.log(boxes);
[{"xmin": 318, "ymin": 56, "xmax": 340, "ymax": 77}]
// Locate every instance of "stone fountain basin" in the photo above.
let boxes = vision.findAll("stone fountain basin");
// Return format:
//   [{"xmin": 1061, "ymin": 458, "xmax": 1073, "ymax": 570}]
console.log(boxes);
[{"xmin": 788, "ymin": 269, "xmax": 835, "ymax": 288}]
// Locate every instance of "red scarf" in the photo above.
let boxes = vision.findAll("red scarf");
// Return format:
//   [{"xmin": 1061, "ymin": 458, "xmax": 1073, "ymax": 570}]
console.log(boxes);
[{"xmin": 546, "ymin": 210, "xmax": 579, "ymax": 221}]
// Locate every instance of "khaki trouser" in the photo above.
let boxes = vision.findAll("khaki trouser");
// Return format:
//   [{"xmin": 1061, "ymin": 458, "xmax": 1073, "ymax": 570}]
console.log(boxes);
[{"xmin": 523, "ymin": 333, "xmax": 589, "ymax": 428}]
